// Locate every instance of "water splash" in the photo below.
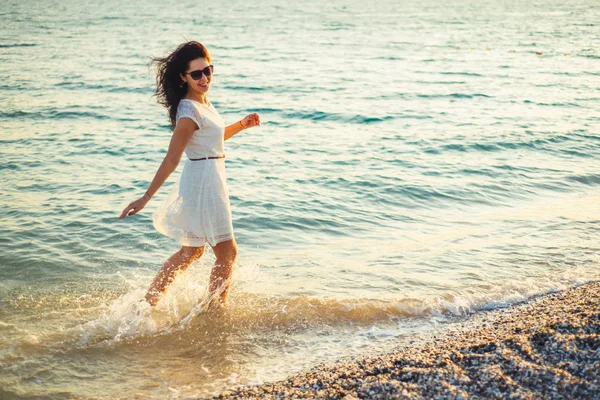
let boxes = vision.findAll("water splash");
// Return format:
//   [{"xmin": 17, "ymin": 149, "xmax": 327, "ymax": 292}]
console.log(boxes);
[
  {"xmin": 64, "ymin": 260, "xmax": 600, "ymax": 349},
  {"xmin": 72, "ymin": 273, "xmax": 211, "ymax": 345}
]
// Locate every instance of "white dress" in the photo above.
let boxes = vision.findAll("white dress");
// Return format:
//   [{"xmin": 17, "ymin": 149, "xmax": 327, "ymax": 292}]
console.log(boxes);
[{"xmin": 152, "ymin": 98, "xmax": 234, "ymax": 247}]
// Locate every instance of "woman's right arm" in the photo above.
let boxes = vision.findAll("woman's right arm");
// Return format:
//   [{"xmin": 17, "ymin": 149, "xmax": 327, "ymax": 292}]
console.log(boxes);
[{"xmin": 118, "ymin": 118, "xmax": 198, "ymax": 220}]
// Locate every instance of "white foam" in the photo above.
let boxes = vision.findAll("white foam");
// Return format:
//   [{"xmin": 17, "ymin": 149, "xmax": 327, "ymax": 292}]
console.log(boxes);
[
  {"xmin": 415, "ymin": 265, "xmax": 599, "ymax": 319},
  {"xmin": 73, "ymin": 272, "xmax": 211, "ymax": 345},
  {"xmin": 68, "ymin": 259, "xmax": 600, "ymax": 348}
]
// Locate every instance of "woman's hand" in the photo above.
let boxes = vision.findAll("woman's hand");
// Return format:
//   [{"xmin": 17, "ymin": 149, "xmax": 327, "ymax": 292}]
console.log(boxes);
[
  {"xmin": 119, "ymin": 195, "xmax": 150, "ymax": 219},
  {"xmin": 241, "ymin": 113, "xmax": 260, "ymax": 129}
]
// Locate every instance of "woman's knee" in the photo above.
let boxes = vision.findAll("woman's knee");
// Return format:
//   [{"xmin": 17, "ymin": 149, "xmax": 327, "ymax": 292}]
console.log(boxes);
[
  {"xmin": 180, "ymin": 245, "xmax": 205, "ymax": 261},
  {"xmin": 223, "ymin": 243, "xmax": 238, "ymax": 263},
  {"xmin": 229, "ymin": 243, "xmax": 238, "ymax": 262},
  {"xmin": 214, "ymin": 240, "xmax": 238, "ymax": 264}
]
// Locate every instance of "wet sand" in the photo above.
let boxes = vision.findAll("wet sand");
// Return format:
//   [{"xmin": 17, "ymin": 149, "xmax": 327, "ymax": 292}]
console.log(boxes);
[{"xmin": 213, "ymin": 281, "xmax": 600, "ymax": 399}]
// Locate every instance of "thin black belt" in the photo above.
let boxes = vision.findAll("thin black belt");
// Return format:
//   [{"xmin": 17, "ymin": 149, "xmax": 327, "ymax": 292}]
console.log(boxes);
[{"xmin": 189, "ymin": 155, "xmax": 225, "ymax": 161}]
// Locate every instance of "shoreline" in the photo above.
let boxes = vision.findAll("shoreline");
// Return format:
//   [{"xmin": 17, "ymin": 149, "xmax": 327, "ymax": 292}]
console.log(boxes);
[{"xmin": 213, "ymin": 281, "xmax": 600, "ymax": 399}]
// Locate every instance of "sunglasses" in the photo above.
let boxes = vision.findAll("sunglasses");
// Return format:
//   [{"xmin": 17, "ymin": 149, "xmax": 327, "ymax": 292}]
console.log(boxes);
[{"xmin": 185, "ymin": 65, "xmax": 214, "ymax": 80}]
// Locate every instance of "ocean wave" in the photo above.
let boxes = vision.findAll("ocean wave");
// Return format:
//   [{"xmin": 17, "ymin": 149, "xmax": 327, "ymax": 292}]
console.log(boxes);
[
  {"xmin": 0, "ymin": 108, "xmax": 146, "ymax": 122},
  {"xmin": 55, "ymin": 81, "xmax": 152, "ymax": 94},
  {"xmin": 417, "ymin": 93, "xmax": 492, "ymax": 99},
  {"xmin": 439, "ymin": 71, "xmax": 484, "ymax": 77},
  {"xmin": 566, "ymin": 173, "xmax": 600, "ymax": 186},
  {"xmin": 0, "ymin": 43, "xmax": 37, "ymax": 48},
  {"xmin": 223, "ymin": 85, "xmax": 266, "ymax": 92},
  {"xmin": 422, "ymin": 134, "xmax": 594, "ymax": 155},
  {"xmin": 374, "ymin": 184, "xmax": 479, "ymax": 206},
  {"xmin": 0, "ymin": 109, "xmax": 109, "ymax": 121},
  {"xmin": 59, "ymin": 268, "xmax": 600, "ymax": 348},
  {"xmin": 523, "ymin": 99, "xmax": 581, "ymax": 107},
  {"xmin": 0, "ymin": 161, "xmax": 19, "ymax": 171},
  {"xmin": 282, "ymin": 110, "xmax": 395, "ymax": 124}
]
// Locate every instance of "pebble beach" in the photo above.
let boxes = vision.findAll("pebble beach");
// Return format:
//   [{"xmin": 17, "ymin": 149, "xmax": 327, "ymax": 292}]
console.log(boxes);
[{"xmin": 214, "ymin": 281, "xmax": 600, "ymax": 399}]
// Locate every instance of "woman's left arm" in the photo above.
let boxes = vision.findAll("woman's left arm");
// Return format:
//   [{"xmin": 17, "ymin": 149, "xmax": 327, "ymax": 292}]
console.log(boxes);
[{"xmin": 224, "ymin": 113, "xmax": 260, "ymax": 141}]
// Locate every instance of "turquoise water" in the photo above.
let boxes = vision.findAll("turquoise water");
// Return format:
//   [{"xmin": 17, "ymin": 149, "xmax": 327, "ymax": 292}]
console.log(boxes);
[{"xmin": 1, "ymin": 0, "xmax": 599, "ymax": 398}]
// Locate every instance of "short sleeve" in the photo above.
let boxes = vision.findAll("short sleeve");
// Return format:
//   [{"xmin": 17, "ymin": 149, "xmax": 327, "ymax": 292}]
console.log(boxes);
[{"xmin": 176, "ymin": 101, "xmax": 205, "ymax": 130}]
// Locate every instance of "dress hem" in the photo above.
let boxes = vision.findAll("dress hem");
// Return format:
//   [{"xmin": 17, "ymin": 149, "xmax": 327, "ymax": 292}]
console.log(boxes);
[
  {"xmin": 152, "ymin": 221, "xmax": 234, "ymax": 248},
  {"xmin": 175, "ymin": 234, "xmax": 235, "ymax": 248}
]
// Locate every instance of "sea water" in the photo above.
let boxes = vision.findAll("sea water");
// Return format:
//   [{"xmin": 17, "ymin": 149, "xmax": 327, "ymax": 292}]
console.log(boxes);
[{"xmin": 1, "ymin": 0, "xmax": 599, "ymax": 398}]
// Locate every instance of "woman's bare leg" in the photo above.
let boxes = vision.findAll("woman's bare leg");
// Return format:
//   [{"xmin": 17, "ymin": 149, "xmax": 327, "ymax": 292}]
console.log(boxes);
[
  {"xmin": 207, "ymin": 238, "xmax": 238, "ymax": 309},
  {"xmin": 145, "ymin": 245, "xmax": 205, "ymax": 306}
]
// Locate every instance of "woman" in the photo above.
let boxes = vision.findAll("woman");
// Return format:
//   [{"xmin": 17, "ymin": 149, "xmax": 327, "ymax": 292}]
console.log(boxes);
[{"xmin": 118, "ymin": 41, "xmax": 260, "ymax": 309}]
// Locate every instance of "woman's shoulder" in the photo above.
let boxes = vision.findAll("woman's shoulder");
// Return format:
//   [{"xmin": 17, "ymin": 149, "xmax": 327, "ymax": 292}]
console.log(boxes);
[
  {"xmin": 178, "ymin": 98, "xmax": 194, "ymax": 110},
  {"xmin": 179, "ymin": 99, "xmax": 215, "ymax": 116},
  {"xmin": 177, "ymin": 99, "xmax": 202, "ymax": 115},
  {"xmin": 179, "ymin": 98, "xmax": 213, "ymax": 108},
  {"xmin": 176, "ymin": 99, "xmax": 206, "ymax": 128}
]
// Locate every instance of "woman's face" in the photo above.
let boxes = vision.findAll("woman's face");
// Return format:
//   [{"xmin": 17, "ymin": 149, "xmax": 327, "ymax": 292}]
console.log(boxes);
[{"xmin": 180, "ymin": 57, "xmax": 212, "ymax": 94}]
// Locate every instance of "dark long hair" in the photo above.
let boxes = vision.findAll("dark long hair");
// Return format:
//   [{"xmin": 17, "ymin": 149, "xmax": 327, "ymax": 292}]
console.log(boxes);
[{"xmin": 149, "ymin": 41, "xmax": 211, "ymax": 130}]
